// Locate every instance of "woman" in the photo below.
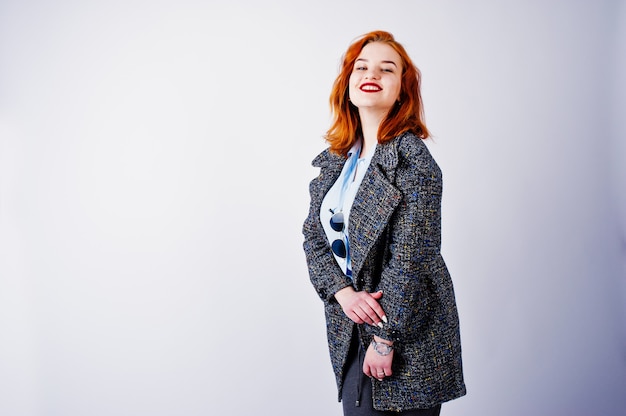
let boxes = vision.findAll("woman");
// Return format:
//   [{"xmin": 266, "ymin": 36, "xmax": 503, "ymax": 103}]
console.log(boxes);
[{"xmin": 302, "ymin": 31, "xmax": 466, "ymax": 415}]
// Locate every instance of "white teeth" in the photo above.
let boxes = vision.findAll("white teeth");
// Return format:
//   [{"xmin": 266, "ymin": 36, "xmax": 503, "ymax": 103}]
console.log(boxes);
[{"xmin": 361, "ymin": 85, "xmax": 381, "ymax": 91}]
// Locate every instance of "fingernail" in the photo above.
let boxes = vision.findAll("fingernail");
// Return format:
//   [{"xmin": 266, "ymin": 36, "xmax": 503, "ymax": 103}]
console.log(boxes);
[
  {"xmin": 377, "ymin": 322, "xmax": 384, "ymax": 329},
  {"xmin": 382, "ymin": 315, "xmax": 388, "ymax": 324}
]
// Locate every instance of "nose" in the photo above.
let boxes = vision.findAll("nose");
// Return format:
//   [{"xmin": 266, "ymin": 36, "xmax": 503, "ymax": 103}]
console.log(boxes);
[{"xmin": 364, "ymin": 68, "xmax": 380, "ymax": 80}]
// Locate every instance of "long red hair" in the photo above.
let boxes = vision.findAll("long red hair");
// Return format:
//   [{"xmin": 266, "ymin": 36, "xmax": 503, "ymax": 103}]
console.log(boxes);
[{"xmin": 326, "ymin": 31, "xmax": 430, "ymax": 156}]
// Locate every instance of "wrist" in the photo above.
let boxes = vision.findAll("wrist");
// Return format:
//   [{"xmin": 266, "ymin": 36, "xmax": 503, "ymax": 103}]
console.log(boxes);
[
  {"xmin": 371, "ymin": 339, "xmax": 394, "ymax": 356},
  {"xmin": 334, "ymin": 286, "xmax": 354, "ymax": 304},
  {"xmin": 373, "ymin": 335, "xmax": 393, "ymax": 345}
]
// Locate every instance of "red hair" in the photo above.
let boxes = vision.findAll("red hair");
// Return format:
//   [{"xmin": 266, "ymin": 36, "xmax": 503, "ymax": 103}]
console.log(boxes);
[{"xmin": 326, "ymin": 31, "xmax": 430, "ymax": 156}]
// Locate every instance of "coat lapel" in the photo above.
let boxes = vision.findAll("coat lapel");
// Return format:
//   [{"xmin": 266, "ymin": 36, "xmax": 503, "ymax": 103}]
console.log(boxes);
[
  {"xmin": 348, "ymin": 141, "xmax": 402, "ymax": 278},
  {"xmin": 311, "ymin": 148, "xmax": 344, "ymax": 201}
]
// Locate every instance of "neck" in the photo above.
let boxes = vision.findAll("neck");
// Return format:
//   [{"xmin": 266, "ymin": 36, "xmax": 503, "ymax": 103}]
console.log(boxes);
[{"xmin": 359, "ymin": 109, "xmax": 385, "ymax": 157}]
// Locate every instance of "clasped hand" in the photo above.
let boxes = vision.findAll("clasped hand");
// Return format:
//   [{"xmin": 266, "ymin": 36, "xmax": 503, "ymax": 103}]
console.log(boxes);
[
  {"xmin": 334, "ymin": 286, "xmax": 387, "ymax": 328},
  {"xmin": 334, "ymin": 287, "xmax": 393, "ymax": 380}
]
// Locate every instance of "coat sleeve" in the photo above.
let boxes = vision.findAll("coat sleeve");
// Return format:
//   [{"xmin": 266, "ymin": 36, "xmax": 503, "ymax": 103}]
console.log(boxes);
[
  {"xmin": 302, "ymin": 160, "xmax": 353, "ymax": 304},
  {"xmin": 364, "ymin": 138, "xmax": 451, "ymax": 344}
]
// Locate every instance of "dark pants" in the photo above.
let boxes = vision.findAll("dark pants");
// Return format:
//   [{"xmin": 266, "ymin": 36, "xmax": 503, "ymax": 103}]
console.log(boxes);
[{"xmin": 341, "ymin": 336, "xmax": 442, "ymax": 416}]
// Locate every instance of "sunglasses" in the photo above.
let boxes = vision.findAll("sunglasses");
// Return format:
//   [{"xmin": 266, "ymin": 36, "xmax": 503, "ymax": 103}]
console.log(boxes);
[{"xmin": 330, "ymin": 211, "xmax": 347, "ymax": 258}]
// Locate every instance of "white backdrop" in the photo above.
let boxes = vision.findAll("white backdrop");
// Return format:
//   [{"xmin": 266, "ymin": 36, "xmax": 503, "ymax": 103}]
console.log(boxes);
[{"xmin": 1, "ymin": 1, "xmax": 625, "ymax": 415}]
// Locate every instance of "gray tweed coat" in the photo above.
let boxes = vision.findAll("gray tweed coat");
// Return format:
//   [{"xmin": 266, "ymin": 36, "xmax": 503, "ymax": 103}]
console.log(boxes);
[{"xmin": 303, "ymin": 132, "xmax": 466, "ymax": 411}]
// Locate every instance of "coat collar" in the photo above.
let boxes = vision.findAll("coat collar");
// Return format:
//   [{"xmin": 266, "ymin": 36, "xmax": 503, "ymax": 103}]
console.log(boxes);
[
  {"xmin": 312, "ymin": 133, "xmax": 404, "ymax": 174},
  {"xmin": 312, "ymin": 148, "xmax": 344, "ymax": 170},
  {"xmin": 373, "ymin": 134, "xmax": 401, "ymax": 182}
]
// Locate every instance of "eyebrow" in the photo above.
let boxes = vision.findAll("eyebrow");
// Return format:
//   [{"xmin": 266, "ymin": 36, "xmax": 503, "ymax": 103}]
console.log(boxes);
[{"xmin": 356, "ymin": 58, "xmax": 398, "ymax": 67}]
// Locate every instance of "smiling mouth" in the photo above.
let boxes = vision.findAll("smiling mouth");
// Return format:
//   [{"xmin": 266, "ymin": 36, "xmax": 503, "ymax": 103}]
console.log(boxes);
[{"xmin": 360, "ymin": 83, "xmax": 382, "ymax": 92}]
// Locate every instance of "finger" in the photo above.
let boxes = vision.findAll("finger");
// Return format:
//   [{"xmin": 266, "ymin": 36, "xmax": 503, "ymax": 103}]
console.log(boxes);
[
  {"xmin": 364, "ymin": 297, "xmax": 386, "ymax": 318},
  {"xmin": 343, "ymin": 303, "xmax": 366, "ymax": 324},
  {"xmin": 370, "ymin": 290, "xmax": 383, "ymax": 300},
  {"xmin": 381, "ymin": 364, "xmax": 392, "ymax": 377},
  {"xmin": 348, "ymin": 310, "xmax": 365, "ymax": 324},
  {"xmin": 363, "ymin": 363, "xmax": 372, "ymax": 378},
  {"xmin": 353, "ymin": 306, "xmax": 376, "ymax": 325},
  {"xmin": 356, "ymin": 305, "xmax": 378, "ymax": 325},
  {"xmin": 365, "ymin": 366, "xmax": 385, "ymax": 381},
  {"xmin": 361, "ymin": 303, "xmax": 387, "ymax": 328},
  {"xmin": 375, "ymin": 369, "xmax": 385, "ymax": 380},
  {"xmin": 361, "ymin": 301, "xmax": 386, "ymax": 326}
]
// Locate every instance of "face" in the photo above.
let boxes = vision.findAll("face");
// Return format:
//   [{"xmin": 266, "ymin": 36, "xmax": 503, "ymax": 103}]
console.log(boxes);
[{"xmin": 348, "ymin": 42, "xmax": 403, "ymax": 115}]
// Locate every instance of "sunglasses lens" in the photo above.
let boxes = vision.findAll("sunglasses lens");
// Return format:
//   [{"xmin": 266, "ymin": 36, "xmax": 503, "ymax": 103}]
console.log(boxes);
[
  {"xmin": 331, "ymin": 239, "xmax": 347, "ymax": 258},
  {"xmin": 330, "ymin": 212, "xmax": 344, "ymax": 232}
]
